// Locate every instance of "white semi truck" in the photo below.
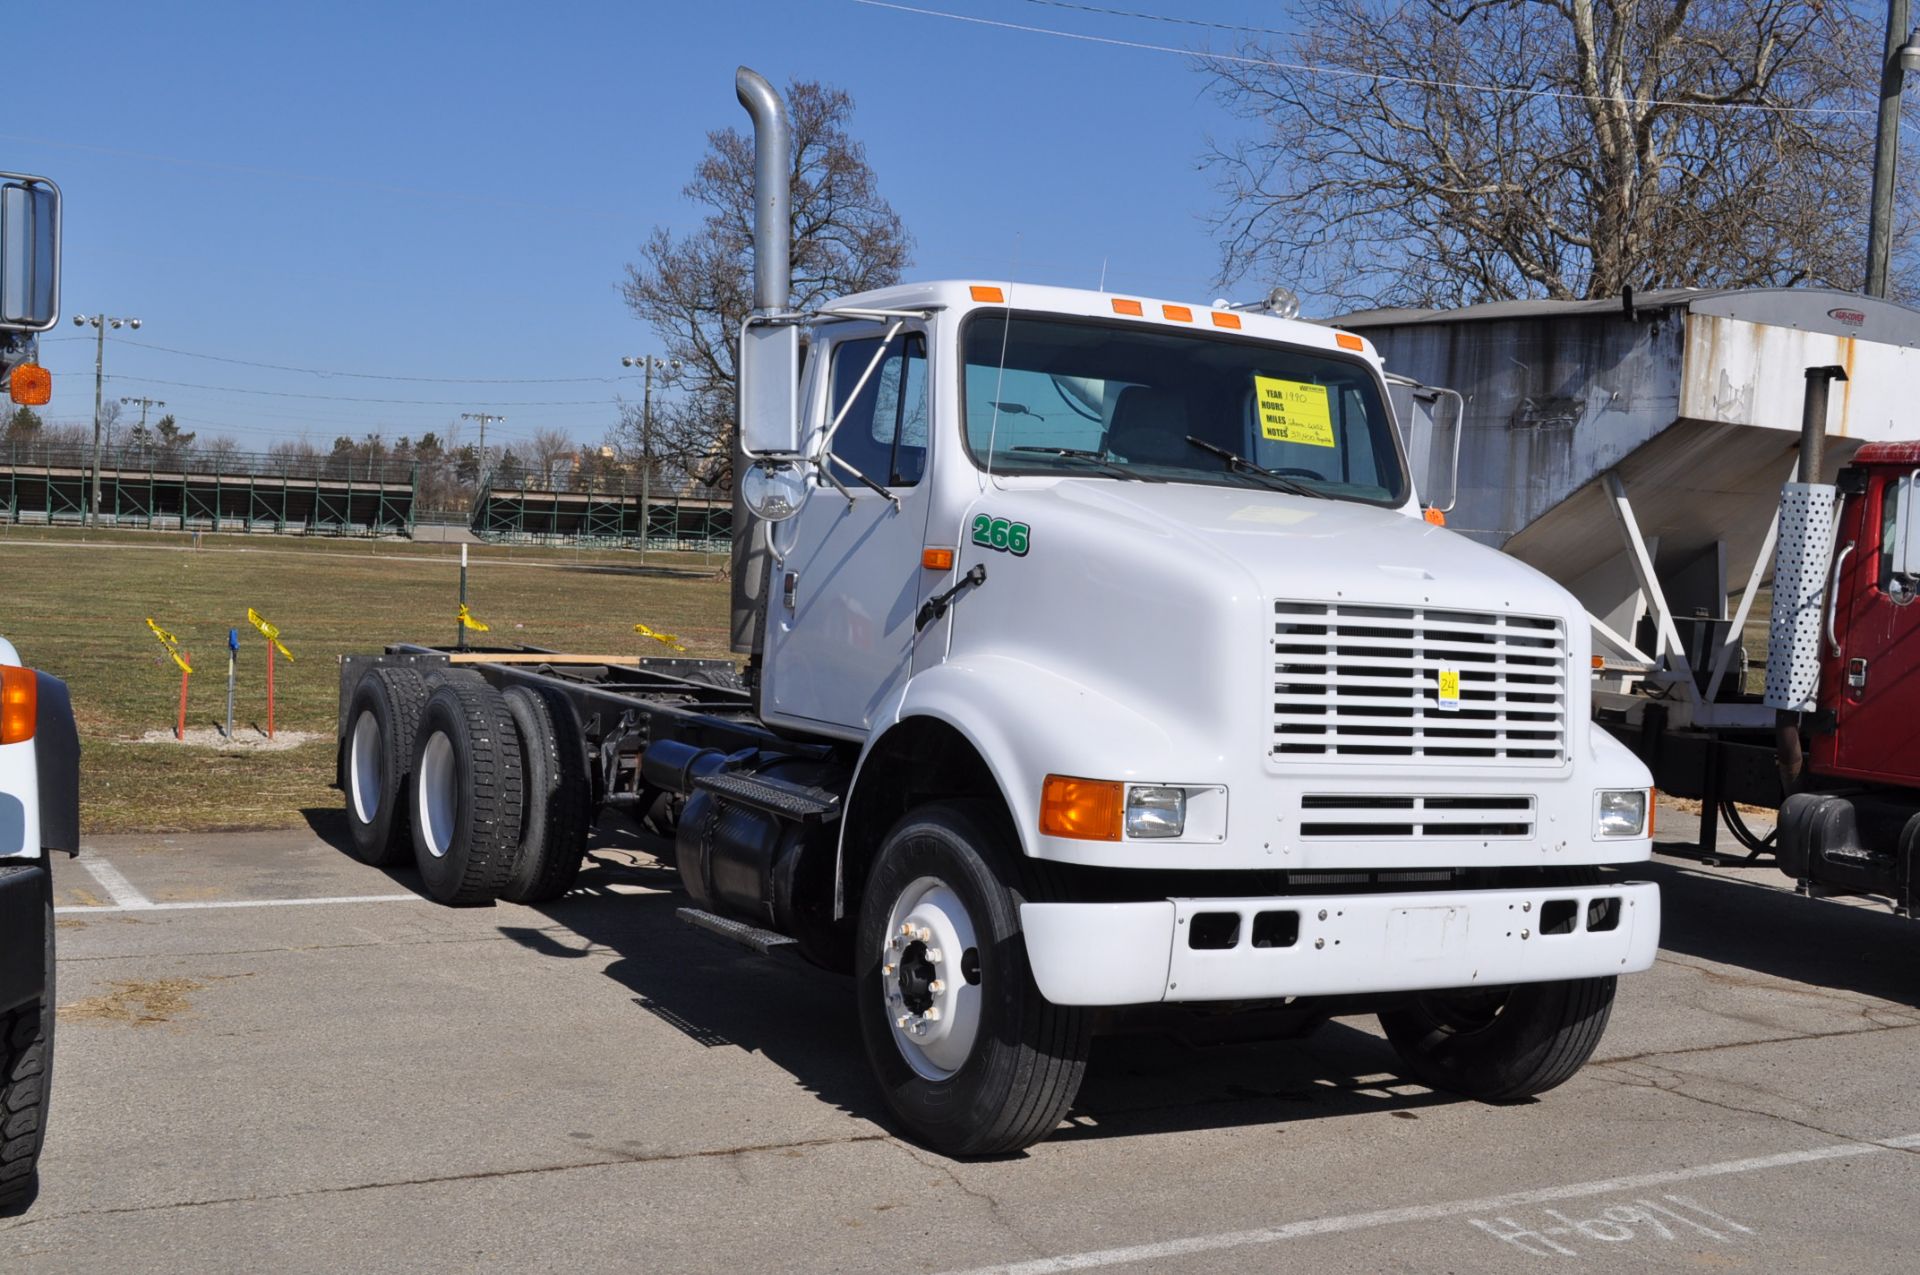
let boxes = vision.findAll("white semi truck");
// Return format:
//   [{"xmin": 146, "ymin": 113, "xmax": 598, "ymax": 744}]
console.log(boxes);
[{"xmin": 334, "ymin": 70, "xmax": 1660, "ymax": 1155}]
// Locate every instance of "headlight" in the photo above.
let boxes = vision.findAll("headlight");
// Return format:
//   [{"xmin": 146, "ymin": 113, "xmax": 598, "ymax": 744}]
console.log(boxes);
[
  {"xmin": 741, "ymin": 458, "xmax": 808, "ymax": 522},
  {"xmin": 1595, "ymin": 789, "xmax": 1649, "ymax": 839},
  {"xmin": 1125, "ymin": 785, "xmax": 1185, "ymax": 839}
]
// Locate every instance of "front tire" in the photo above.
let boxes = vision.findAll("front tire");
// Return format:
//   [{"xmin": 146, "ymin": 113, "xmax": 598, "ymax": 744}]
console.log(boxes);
[
  {"xmin": 855, "ymin": 803, "xmax": 1090, "ymax": 1156},
  {"xmin": 1378, "ymin": 976, "xmax": 1617, "ymax": 1102},
  {"xmin": 0, "ymin": 864, "xmax": 53, "ymax": 1216}
]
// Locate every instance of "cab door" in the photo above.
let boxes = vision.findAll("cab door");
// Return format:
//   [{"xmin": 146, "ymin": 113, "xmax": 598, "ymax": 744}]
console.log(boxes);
[
  {"xmin": 1824, "ymin": 470, "xmax": 1920, "ymax": 787},
  {"xmin": 761, "ymin": 328, "xmax": 934, "ymax": 734}
]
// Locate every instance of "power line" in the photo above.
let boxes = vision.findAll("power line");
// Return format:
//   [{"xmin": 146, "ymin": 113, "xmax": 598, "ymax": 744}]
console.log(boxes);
[
  {"xmin": 101, "ymin": 374, "xmax": 618, "ymax": 407},
  {"xmin": 1018, "ymin": 0, "xmax": 1294, "ymax": 38},
  {"xmin": 854, "ymin": 0, "xmax": 1877, "ymax": 117},
  {"xmin": 103, "ymin": 335, "xmax": 644, "ymax": 385}
]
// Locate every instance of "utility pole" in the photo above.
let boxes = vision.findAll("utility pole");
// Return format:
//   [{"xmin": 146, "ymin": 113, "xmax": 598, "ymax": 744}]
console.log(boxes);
[
  {"xmin": 622, "ymin": 355, "xmax": 681, "ymax": 564},
  {"xmin": 70, "ymin": 312, "xmax": 143, "ymax": 526},
  {"xmin": 1866, "ymin": 4, "xmax": 1920, "ymax": 297}
]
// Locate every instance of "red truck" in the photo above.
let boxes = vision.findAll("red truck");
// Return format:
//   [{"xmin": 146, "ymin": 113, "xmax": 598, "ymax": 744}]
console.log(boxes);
[{"xmin": 1780, "ymin": 439, "xmax": 1920, "ymax": 909}]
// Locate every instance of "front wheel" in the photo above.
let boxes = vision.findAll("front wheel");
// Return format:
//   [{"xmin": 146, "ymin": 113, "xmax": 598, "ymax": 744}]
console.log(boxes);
[
  {"xmin": 1378, "ymin": 976, "xmax": 1617, "ymax": 1102},
  {"xmin": 0, "ymin": 864, "xmax": 53, "ymax": 1216},
  {"xmin": 855, "ymin": 803, "xmax": 1090, "ymax": 1156}
]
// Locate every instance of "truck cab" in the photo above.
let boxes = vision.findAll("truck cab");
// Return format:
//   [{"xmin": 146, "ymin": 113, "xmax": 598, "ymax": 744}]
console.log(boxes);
[{"xmin": 735, "ymin": 273, "xmax": 1659, "ymax": 1150}]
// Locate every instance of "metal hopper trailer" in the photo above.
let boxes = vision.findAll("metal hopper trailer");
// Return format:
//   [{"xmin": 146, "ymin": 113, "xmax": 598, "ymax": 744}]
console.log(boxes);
[{"xmin": 1348, "ymin": 291, "xmax": 1920, "ymax": 910}]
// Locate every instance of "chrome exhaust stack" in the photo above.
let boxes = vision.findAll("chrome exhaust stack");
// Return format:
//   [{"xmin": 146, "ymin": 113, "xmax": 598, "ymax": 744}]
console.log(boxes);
[{"xmin": 731, "ymin": 67, "xmax": 791, "ymax": 654}]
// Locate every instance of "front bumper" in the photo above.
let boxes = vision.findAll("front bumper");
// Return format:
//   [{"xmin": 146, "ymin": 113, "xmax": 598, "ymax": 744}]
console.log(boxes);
[{"xmin": 1020, "ymin": 881, "xmax": 1660, "ymax": 1006}]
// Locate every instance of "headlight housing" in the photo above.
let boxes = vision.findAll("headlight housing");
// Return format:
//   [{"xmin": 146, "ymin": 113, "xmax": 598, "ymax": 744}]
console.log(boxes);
[
  {"xmin": 1594, "ymin": 789, "xmax": 1649, "ymax": 839},
  {"xmin": 1125, "ymin": 785, "xmax": 1186, "ymax": 839}
]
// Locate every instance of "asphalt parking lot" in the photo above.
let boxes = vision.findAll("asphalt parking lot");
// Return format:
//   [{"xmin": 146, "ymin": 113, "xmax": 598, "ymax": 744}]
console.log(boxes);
[{"xmin": 4, "ymin": 802, "xmax": 1917, "ymax": 1273}]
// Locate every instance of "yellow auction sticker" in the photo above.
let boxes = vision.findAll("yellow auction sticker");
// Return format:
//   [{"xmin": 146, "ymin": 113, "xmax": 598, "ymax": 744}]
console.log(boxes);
[
  {"xmin": 1254, "ymin": 376, "xmax": 1336, "ymax": 449},
  {"xmin": 1436, "ymin": 668, "xmax": 1461, "ymax": 711}
]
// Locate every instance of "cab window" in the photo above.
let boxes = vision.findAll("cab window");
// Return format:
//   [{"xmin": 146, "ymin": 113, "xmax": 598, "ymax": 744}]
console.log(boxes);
[{"xmin": 828, "ymin": 333, "xmax": 928, "ymax": 487}]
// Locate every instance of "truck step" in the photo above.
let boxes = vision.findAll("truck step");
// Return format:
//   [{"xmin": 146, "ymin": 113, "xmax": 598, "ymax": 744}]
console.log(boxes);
[
  {"xmin": 676, "ymin": 907, "xmax": 798, "ymax": 957},
  {"xmin": 693, "ymin": 770, "xmax": 842, "ymax": 823}
]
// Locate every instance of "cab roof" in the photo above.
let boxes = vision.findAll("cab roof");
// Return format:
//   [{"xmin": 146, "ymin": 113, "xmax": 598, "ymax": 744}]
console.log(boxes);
[{"xmin": 820, "ymin": 280, "xmax": 1377, "ymax": 362}]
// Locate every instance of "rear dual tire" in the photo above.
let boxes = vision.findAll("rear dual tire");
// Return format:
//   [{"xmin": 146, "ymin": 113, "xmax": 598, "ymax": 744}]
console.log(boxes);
[{"xmin": 410, "ymin": 679, "xmax": 526, "ymax": 906}]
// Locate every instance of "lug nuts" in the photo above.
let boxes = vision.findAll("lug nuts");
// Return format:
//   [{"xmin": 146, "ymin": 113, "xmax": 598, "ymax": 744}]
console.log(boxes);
[
  {"xmin": 926, "ymin": 948, "xmax": 943, "ymax": 964},
  {"xmin": 928, "ymin": 979, "xmax": 945, "ymax": 994}
]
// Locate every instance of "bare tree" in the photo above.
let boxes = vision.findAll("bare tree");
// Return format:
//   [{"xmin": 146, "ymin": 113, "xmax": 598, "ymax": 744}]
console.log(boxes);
[
  {"xmin": 527, "ymin": 427, "xmax": 576, "ymax": 487},
  {"xmin": 619, "ymin": 78, "xmax": 911, "ymax": 484},
  {"xmin": 1204, "ymin": 0, "xmax": 1899, "ymax": 309}
]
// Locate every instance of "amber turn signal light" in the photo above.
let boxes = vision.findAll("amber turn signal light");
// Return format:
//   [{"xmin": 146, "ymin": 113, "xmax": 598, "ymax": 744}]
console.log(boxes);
[
  {"xmin": 921, "ymin": 547, "xmax": 955, "ymax": 571},
  {"xmin": 1423, "ymin": 507, "xmax": 1446, "ymax": 526},
  {"xmin": 9, "ymin": 364, "xmax": 50, "ymax": 406},
  {"xmin": 0, "ymin": 667, "xmax": 35, "ymax": 744},
  {"xmin": 1040, "ymin": 775, "xmax": 1123, "ymax": 841}
]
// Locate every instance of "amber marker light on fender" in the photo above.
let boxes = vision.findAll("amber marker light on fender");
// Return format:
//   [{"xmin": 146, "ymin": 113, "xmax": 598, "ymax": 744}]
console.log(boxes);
[{"xmin": 1040, "ymin": 775, "xmax": 1124, "ymax": 841}]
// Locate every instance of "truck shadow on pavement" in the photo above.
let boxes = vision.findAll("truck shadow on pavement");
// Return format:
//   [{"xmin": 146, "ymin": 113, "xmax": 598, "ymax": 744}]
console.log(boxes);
[
  {"xmin": 300, "ymin": 809, "xmax": 1503, "ymax": 1148},
  {"xmin": 1636, "ymin": 852, "xmax": 1920, "ymax": 1009},
  {"xmin": 488, "ymin": 828, "xmax": 1460, "ymax": 1151}
]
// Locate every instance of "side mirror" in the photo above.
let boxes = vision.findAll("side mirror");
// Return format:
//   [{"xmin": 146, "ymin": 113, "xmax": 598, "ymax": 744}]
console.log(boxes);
[
  {"xmin": 0, "ymin": 174, "xmax": 59, "ymax": 332},
  {"xmin": 1386, "ymin": 376, "xmax": 1463, "ymax": 513},
  {"xmin": 738, "ymin": 319, "xmax": 801, "ymax": 456},
  {"xmin": 1894, "ymin": 471, "xmax": 1920, "ymax": 580}
]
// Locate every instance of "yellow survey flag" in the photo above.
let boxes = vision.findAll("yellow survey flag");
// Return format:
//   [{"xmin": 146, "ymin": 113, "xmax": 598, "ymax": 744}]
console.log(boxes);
[
  {"xmin": 457, "ymin": 603, "xmax": 491, "ymax": 632},
  {"xmin": 145, "ymin": 617, "xmax": 192, "ymax": 674},
  {"xmin": 246, "ymin": 608, "xmax": 295, "ymax": 662},
  {"xmin": 633, "ymin": 622, "xmax": 688, "ymax": 653}
]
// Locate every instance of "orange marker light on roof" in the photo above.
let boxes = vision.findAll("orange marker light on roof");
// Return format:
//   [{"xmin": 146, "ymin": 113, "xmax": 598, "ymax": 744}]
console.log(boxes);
[
  {"xmin": 921, "ymin": 547, "xmax": 955, "ymax": 571},
  {"xmin": 1111, "ymin": 298, "xmax": 1143, "ymax": 317},
  {"xmin": 1162, "ymin": 304, "xmax": 1193, "ymax": 323},
  {"xmin": 1335, "ymin": 332, "xmax": 1365, "ymax": 352},
  {"xmin": 970, "ymin": 285, "xmax": 1005, "ymax": 303},
  {"xmin": 1211, "ymin": 312, "xmax": 1241, "ymax": 330},
  {"xmin": 1040, "ymin": 775, "xmax": 1124, "ymax": 841},
  {"xmin": 0, "ymin": 667, "xmax": 35, "ymax": 744},
  {"xmin": 8, "ymin": 364, "xmax": 50, "ymax": 407}
]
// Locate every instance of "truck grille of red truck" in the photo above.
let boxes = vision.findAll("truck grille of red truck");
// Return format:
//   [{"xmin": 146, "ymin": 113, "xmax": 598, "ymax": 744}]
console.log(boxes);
[{"xmin": 1271, "ymin": 602, "xmax": 1567, "ymax": 764}]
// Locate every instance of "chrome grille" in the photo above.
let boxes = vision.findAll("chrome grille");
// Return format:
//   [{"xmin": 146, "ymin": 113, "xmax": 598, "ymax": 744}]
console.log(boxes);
[
  {"xmin": 1299, "ymin": 794, "xmax": 1536, "ymax": 839},
  {"xmin": 1271, "ymin": 602, "xmax": 1567, "ymax": 764}
]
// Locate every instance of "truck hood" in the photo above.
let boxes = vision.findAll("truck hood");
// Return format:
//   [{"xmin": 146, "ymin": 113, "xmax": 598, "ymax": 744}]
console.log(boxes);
[{"xmin": 986, "ymin": 478, "xmax": 1576, "ymax": 620}]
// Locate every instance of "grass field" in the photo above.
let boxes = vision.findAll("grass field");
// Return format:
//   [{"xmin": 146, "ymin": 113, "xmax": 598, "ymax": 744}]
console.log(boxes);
[{"xmin": 0, "ymin": 527, "xmax": 733, "ymax": 833}]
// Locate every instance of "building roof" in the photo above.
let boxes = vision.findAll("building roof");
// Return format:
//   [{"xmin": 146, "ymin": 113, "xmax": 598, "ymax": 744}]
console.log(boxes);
[{"xmin": 1334, "ymin": 287, "xmax": 1920, "ymax": 350}]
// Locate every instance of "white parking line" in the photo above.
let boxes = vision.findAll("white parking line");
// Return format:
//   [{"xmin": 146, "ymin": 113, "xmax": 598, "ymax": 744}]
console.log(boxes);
[
  {"xmin": 57, "ymin": 893, "xmax": 424, "ymax": 915},
  {"xmin": 80, "ymin": 858, "xmax": 153, "ymax": 910},
  {"xmin": 937, "ymin": 1133, "xmax": 1920, "ymax": 1275}
]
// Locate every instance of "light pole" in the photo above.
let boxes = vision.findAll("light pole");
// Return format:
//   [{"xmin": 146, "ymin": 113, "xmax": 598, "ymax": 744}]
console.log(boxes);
[
  {"xmin": 622, "ymin": 355, "xmax": 681, "ymax": 563},
  {"xmin": 1866, "ymin": 8, "xmax": 1920, "ymax": 297},
  {"xmin": 71, "ymin": 312, "xmax": 142, "ymax": 526},
  {"xmin": 460, "ymin": 411, "xmax": 505, "ymax": 456},
  {"xmin": 119, "ymin": 395, "xmax": 164, "ymax": 452}
]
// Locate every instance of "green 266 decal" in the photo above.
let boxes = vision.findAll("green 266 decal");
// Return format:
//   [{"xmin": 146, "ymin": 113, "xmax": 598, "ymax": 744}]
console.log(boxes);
[{"xmin": 971, "ymin": 514, "xmax": 1030, "ymax": 556}]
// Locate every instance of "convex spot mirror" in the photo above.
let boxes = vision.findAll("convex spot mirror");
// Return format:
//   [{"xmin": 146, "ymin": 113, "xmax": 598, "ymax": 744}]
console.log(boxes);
[
  {"xmin": 0, "ymin": 175, "xmax": 59, "ymax": 333},
  {"xmin": 742, "ymin": 457, "xmax": 809, "ymax": 522}
]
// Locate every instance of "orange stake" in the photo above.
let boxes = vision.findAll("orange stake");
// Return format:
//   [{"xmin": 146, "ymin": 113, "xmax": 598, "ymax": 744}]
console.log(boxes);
[{"xmin": 177, "ymin": 652, "xmax": 191, "ymax": 741}]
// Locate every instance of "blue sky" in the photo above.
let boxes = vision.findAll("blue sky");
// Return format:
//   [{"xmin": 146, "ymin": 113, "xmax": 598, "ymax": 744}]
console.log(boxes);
[{"xmin": 12, "ymin": 0, "xmax": 1291, "ymax": 455}]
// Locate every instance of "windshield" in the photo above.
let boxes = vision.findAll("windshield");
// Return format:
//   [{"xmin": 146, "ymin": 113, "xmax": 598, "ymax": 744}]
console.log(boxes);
[{"xmin": 961, "ymin": 312, "xmax": 1408, "ymax": 506}]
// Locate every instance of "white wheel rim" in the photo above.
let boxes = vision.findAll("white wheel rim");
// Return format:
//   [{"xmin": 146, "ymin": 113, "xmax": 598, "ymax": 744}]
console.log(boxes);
[
  {"xmin": 417, "ymin": 731, "xmax": 458, "ymax": 859},
  {"xmin": 882, "ymin": 875, "xmax": 982, "ymax": 1081},
  {"xmin": 348, "ymin": 711, "xmax": 382, "ymax": 826}
]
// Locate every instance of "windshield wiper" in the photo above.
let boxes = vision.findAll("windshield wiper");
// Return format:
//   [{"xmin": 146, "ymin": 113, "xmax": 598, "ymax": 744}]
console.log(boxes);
[
  {"xmin": 1184, "ymin": 436, "xmax": 1326, "ymax": 499},
  {"xmin": 1010, "ymin": 446, "xmax": 1158, "ymax": 481}
]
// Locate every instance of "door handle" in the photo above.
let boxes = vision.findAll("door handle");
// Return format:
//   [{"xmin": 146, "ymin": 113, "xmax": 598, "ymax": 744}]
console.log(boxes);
[
  {"xmin": 783, "ymin": 572, "xmax": 797, "ymax": 610},
  {"xmin": 1826, "ymin": 543, "xmax": 1855, "ymax": 657},
  {"xmin": 1847, "ymin": 658, "xmax": 1868, "ymax": 690}
]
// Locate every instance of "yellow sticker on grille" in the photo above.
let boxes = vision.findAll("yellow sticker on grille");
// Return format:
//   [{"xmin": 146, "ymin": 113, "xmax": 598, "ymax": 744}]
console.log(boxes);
[
  {"xmin": 1436, "ymin": 668, "xmax": 1461, "ymax": 711},
  {"xmin": 1254, "ymin": 376, "xmax": 1336, "ymax": 448}
]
